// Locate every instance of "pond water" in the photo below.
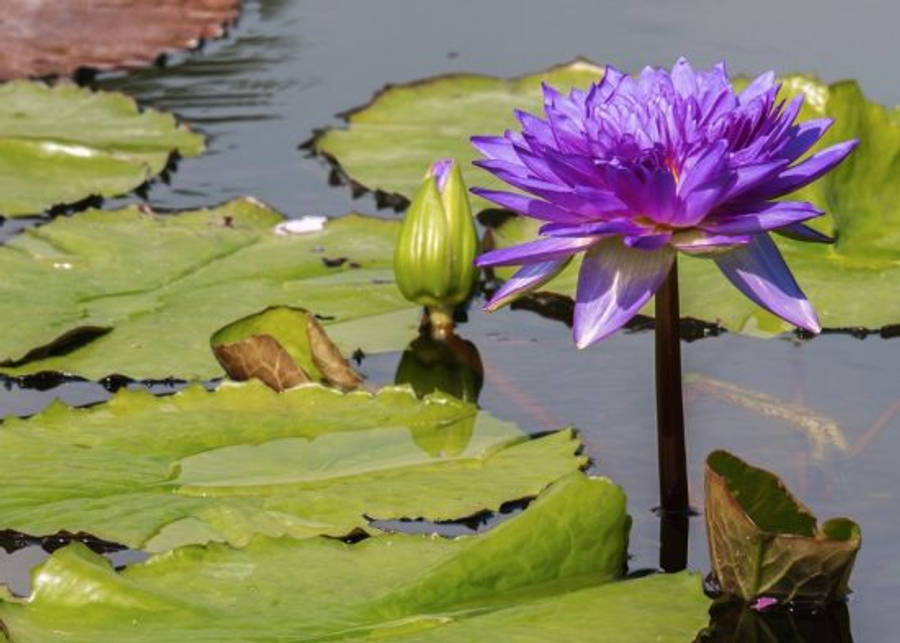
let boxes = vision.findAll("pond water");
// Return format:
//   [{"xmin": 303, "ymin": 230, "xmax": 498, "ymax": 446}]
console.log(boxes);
[{"xmin": 1, "ymin": 0, "xmax": 898, "ymax": 640}]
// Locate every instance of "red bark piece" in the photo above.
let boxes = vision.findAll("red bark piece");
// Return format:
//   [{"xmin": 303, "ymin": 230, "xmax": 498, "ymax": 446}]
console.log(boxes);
[{"xmin": 0, "ymin": 0, "xmax": 240, "ymax": 80}]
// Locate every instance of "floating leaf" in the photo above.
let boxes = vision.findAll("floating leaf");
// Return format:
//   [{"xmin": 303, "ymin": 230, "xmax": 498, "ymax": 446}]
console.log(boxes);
[
  {"xmin": 705, "ymin": 450, "xmax": 860, "ymax": 603},
  {"xmin": 313, "ymin": 61, "xmax": 900, "ymax": 334},
  {"xmin": 0, "ymin": 199, "xmax": 417, "ymax": 379},
  {"xmin": 0, "ymin": 0, "xmax": 238, "ymax": 80},
  {"xmin": 211, "ymin": 306, "xmax": 363, "ymax": 392},
  {"xmin": 0, "ymin": 380, "xmax": 585, "ymax": 550},
  {"xmin": 0, "ymin": 81, "xmax": 204, "ymax": 217},
  {"xmin": 309, "ymin": 59, "xmax": 606, "ymax": 210},
  {"xmin": 0, "ymin": 474, "xmax": 710, "ymax": 642}
]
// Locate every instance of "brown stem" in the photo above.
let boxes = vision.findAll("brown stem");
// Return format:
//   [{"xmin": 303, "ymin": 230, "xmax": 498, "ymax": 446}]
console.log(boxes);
[{"xmin": 655, "ymin": 258, "xmax": 689, "ymax": 571}]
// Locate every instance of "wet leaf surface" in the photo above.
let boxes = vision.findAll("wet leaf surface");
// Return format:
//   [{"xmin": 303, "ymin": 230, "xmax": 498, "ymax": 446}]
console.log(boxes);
[
  {"xmin": 211, "ymin": 306, "xmax": 363, "ymax": 391},
  {"xmin": 705, "ymin": 450, "xmax": 860, "ymax": 603},
  {"xmin": 0, "ymin": 0, "xmax": 239, "ymax": 81},
  {"xmin": 0, "ymin": 474, "xmax": 709, "ymax": 642},
  {"xmin": 0, "ymin": 380, "xmax": 585, "ymax": 551},
  {"xmin": 313, "ymin": 61, "xmax": 900, "ymax": 334},
  {"xmin": 0, "ymin": 81, "xmax": 204, "ymax": 217},
  {"xmin": 0, "ymin": 199, "xmax": 418, "ymax": 379}
]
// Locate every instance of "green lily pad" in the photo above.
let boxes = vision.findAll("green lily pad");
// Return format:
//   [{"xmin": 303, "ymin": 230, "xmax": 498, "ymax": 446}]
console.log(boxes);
[
  {"xmin": 0, "ymin": 198, "xmax": 418, "ymax": 379},
  {"xmin": 705, "ymin": 450, "xmax": 860, "ymax": 603},
  {"xmin": 0, "ymin": 81, "xmax": 204, "ymax": 217},
  {"xmin": 0, "ymin": 474, "xmax": 710, "ymax": 642},
  {"xmin": 0, "ymin": 379, "xmax": 585, "ymax": 551},
  {"xmin": 310, "ymin": 59, "xmax": 605, "ymax": 211},
  {"xmin": 313, "ymin": 61, "xmax": 900, "ymax": 334}
]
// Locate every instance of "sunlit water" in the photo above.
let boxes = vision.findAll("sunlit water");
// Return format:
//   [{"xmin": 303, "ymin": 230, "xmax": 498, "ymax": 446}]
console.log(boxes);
[{"xmin": 1, "ymin": 1, "xmax": 898, "ymax": 639}]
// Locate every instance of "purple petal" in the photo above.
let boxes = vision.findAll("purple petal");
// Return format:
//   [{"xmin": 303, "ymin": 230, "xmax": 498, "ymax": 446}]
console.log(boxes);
[
  {"xmin": 512, "ymin": 142, "xmax": 568, "ymax": 183},
  {"xmin": 540, "ymin": 218, "xmax": 646, "ymax": 238},
  {"xmin": 573, "ymin": 239, "xmax": 675, "ymax": 348},
  {"xmin": 778, "ymin": 118, "xmax": 832, "ymax": 162},
  {"xmin": 484, "ymin": 258, "xmax": 571, "ymax": 311},
  {"xmin": 470, "ymin": 135, "xmax": 521, "ymax": 164},
  {"xmin": 428, "ymin": 159, "xmax": 454, "ymax": 191},
  {"xmin": 721, "ymin": 159, "xmax": 789, "ymax": 203},
  {"xmin": 738, "ymin": 71, "xmax": 776, "ymax": 105},
  {"xmin": 671, "ymin": 57, "xmax": 698, "ymax": 97},
  {"xmin": 773, "ymin": 222, "xmax": 834, "ymax": 244},
  {"xmin": 714, "ymin": 234, "xmax": 820, "ymax": 332},
  {"xmin": 476, "ymin": 236, "xmax": 598, "ymax": 267},
  {"xmin": 671, "ymin": 230, "xmax": 753, "ymax": 254},
  {"xmin": 470, "ymin": 188, "xmax": 585, "ymax": 223},
  {"xmin": 700, "ymin": 201, "xmax": 823, "ymax": 235},
  {"xmin": 623, "ymin": 232, "xmax": 672, "ymax": 250},
  {"xmin": 676, "ymin": 139, "xmax": 730, "ymax": 224},
  {"xmin": 746, "ymin": 140, "xmax": 859, "ymax": 200},
  {"xmin": 751, "ymin": 597, "xmax": 779, "ymax": 612}
]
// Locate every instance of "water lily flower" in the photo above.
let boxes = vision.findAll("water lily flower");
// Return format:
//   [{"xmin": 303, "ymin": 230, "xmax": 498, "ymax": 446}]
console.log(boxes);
[
  {"xmin": 395, "ymin": 158, "xmax": 479, "ymax": 337},
  {"xmin": 471, "ymin": 58, "xmax": 857, "ymax": 348}
]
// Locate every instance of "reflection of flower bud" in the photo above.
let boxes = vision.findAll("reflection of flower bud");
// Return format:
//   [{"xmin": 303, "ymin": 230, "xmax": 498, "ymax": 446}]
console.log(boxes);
[
  {"xmin": 394, "ymin": 334, "xmax": 483, "ymax": 404},
  {"xmin": 395, "ymin": 334, "xmax": 484, "ymax": 457},
  {"xmin": 394, "ymin": 159, "xmax": 479, "ymax": 310}
]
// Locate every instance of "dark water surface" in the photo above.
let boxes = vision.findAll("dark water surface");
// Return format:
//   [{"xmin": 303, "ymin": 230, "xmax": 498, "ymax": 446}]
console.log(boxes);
[{"xmin": 2, "ymin": 1, "xmax": 899, "ymax": 640}]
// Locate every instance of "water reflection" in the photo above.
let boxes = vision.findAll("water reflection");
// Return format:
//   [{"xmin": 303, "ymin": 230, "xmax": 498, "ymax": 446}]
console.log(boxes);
[
  {"xmin": 394, "ymin": 333, "xmax": 484, "ymax": 404},
  {"xmin": 700, "ymin": 598, "xmax": 853, "ymax": 643}
]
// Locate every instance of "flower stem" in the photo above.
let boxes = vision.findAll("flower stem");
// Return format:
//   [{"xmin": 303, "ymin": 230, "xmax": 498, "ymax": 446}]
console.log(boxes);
[
  {"xmin": 427, "ymin": 305, "xmax": 455, "ymax": 341},
  {"xmin": 655, "ymin": 258, "xmax": 689, "ymax": 571}
]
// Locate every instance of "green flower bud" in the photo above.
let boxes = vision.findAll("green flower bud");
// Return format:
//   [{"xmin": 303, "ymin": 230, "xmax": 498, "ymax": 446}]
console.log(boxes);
[{"xmin": 393, "ymin": 159, "xmax": 479, "ymax": 312}]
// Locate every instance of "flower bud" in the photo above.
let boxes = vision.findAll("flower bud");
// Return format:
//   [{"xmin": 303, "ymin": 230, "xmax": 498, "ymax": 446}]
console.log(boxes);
[{"xmin": 393, "ymin": 159, "xmax": 478, "ymax": 312}]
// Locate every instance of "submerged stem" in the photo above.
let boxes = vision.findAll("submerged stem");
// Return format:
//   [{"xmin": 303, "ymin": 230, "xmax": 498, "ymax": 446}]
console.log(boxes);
[{"xmin": 655, "ymin": 258, "xmax": 689, "ymax": 569}]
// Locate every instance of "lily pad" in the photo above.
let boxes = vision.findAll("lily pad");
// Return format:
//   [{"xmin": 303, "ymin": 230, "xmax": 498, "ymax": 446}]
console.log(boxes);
[
  {"xmin": 313, "ymin": 61, "xmax": 900, "ymax": 334},
  {"xmin": 0, "ymin": 198, "xmax": 418, "ymax": 379},
  {"xmin": 0, "ymin": 0, "xmax": 239, "ymax": 81},
  {"xmin": 211, "ymin": 306, "xmax": 363, "ymax": 392},
  {"xmin": 0, "ymin": 473, "xmax": 710, "ymax": 642},
  {"xmin": 0, "ymin": 379, "xmax": 585, "ymax": 551},
  {"xmin": 310, "ymin": 59, "xmax": 606, "ymax": 211},
  {"xmin": 705, "ymin": 450, "xmax": 860, "ymax": 603},
  {"xmin": 0, "ymin": 81, "xmax": 204, "ymax": 217}
]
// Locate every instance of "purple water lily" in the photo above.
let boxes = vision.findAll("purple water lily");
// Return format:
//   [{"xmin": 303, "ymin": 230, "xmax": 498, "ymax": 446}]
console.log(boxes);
[{"xmin": 472, "ymin": 58, "xmax": 857, "ymax": 348}]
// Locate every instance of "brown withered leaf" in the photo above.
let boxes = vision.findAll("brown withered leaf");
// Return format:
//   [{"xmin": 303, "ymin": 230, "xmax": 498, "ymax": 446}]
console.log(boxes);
[
  {"xmin": 211, "ymin": 306, "xmax": 362, "ymax": 393},
  {"xmin": 306, "ymin": 315, "xmax": 363, "ymax": 391},
  {"xmin": 705, "ymin": 450, "xmax": 860, "ymax": 604},
  {"xmin": 213, "ymin": 334, "xmax": 311, "ymax": 392},
  {"xmin": 0, "ymin": 0, "xmax": 240, "ymax": 80}
]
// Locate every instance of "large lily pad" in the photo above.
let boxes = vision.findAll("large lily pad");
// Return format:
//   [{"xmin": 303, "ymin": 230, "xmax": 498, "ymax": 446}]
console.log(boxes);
[
  {"xmin": 0, "ymin": 81, "xmax": 204, "ymax": 217},
  {"xmin": 0, "ymin": 474, "xmax": 710, "ymax": 642},
  {"xmin": 310, "ymin": 59, "xmax": 606, "ymax": 211},
  {"xmin": 705, "ymin": 450, "xmax": 860, "ymax": 603},
  {"xmin": 0, "ymin": 198, "xmax": 418, "ymax": 379},
  {"xmin": 0, "ymin": 0, "xmax": 239, "ymax": 81},
  {"xmin": 0, "ymin": 380, "xmax": 585, "ymax": 551},
  {"xmin": 313, "ymin": 62, "xmax": 900, "ymax": 334}
]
